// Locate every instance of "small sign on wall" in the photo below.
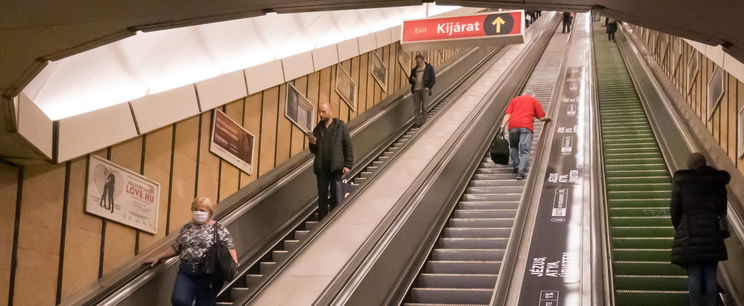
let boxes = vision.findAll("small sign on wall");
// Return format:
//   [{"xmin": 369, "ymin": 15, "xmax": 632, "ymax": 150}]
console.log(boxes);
[
  {"xmin": 86, "ymin": 155, "xmax": 161, "ymax": 233},
  {"xmin": 210, "ymin": 109, "xmax": 255, "ymax": 175}
]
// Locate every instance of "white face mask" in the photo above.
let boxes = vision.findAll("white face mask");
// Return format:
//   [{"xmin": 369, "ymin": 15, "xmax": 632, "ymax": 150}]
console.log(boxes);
[{"xmin": 192, "ymin": 211, "xmax": 209, "ymax": 224}]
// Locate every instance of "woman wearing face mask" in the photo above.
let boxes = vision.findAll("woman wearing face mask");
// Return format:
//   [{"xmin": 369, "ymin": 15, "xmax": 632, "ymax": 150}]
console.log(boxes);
[{"xmin": 145, "ymin": 197, "xmax": 238, "ymax": 306}]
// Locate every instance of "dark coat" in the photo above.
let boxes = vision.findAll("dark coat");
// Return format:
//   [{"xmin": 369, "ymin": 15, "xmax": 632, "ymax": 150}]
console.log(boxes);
[
  {"xmin": 670, "ymin": 166, "xmax": 730, "ymax": 266},
  {"xmin": 606, "ymin": 22, "xmax": 618, "ymax": 34},
  {"xmin": 309, "ymin": 119, "xmax": 353, "ymax": 174},
  {"xmin": 408, "ymin": 63, "xmax": 436, "ymax": 93}
]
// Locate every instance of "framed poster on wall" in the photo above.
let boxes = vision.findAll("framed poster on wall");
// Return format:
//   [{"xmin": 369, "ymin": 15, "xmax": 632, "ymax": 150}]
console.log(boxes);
[
  {"xmin": 687, "ymin": 53, "xmax": 699, "ymax": 94},
  {"xmin": 210, "ymin": 109, "xmax": 255, "ymax": 174},
  {"xmin": 707, "ymin": 67, "xmax": 725, "ymax": 120},
  {"xmin": 398, "ymin": 51, "xmax": 412, "ymax": 75},
  {"xmin": 370, "ymin": 51, "xmax": 388, "ymax": 92},
  {"xmin": 739, "ymin": 109, "xmax": 744, "ymax": 158},
  {"xmin": 285, "ymin": 83, "xmax": 316, "ymax": 133},
  {"xmin": 85, "ymin": 155, "xmax": 161, "ymax": 233},
  {"xmin": 335, "ymin": 64, "xmax": 358, "ymax": 111}
]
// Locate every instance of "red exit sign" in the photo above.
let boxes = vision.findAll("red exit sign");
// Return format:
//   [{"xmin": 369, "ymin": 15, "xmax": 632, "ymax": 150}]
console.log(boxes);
[{"xmin": 401, "ymin": 11, "xmax": 524, "ymax": 50}]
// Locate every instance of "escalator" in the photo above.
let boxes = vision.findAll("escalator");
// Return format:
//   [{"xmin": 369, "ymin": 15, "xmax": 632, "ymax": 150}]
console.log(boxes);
[
  {"xmin": 403, "ymin": 23, "xmax": 568, "ymax": 305},
  {"xmin": 217, "ymin": 44, "xmax": 512, "ymax": 305},
  {"xmin": 593, "ymin": 22, "xmax": 688, "ymax": 305}
]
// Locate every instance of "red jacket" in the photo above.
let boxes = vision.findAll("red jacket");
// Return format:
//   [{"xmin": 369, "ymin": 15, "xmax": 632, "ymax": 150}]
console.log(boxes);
[{"xmin": 505, "ymin": 94, "xmax": 545, "ymax": 132}]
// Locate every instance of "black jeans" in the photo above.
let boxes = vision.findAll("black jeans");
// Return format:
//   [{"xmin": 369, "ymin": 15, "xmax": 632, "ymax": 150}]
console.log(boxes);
[
  {"xmin": 316, "ymin": 172, "xmax": 343, "ymax": 218},
  {"xmin": 608, "ymin": 32, "xmax": 615, "ymax": 41},
  {"xmin": 172, "ymin": 262, "xmax": 218, "ymax": 306},
  {"xmin": 562, "ymin": 21, "xmax": 571, "ymax": 33}
]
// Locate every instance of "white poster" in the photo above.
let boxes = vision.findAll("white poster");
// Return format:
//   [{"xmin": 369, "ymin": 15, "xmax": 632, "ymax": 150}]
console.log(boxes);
[
  {"xmin": 86, "ymin": 155, "xmax": 161, "ymax": 233},
  {"xmin": 210, "ymin": 109, "xmax": 255, "ymax": 174}
]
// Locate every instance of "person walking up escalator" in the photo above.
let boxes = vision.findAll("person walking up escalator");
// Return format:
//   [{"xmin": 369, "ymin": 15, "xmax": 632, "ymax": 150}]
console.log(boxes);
[{"xmin": 501, "ymin": 91, "xmax": 550, "ymax": 180}]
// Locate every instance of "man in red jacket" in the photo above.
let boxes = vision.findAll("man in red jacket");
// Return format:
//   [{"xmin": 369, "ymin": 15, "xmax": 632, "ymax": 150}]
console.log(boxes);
[{"xmin": 501, "ymin": 92, "xmax": 550, "ymax": 180}]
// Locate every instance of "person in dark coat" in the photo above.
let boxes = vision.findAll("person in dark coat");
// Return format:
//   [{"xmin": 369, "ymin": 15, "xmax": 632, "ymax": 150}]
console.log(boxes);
[
  {"xmin": 408, "ymin": 54, "xmax": 436, "ymax": 127},
  {"xmin": 308, "ymin": 103, "xmax": 353, "ymax": 219},
  {"xmin": 671, "ymin": 153, "xmax": 730, "ymax": 306},
  {"xmin": 562, "ymin": 12, "xmax": 572, "ymax": 33},
  {"xmin": 606, "ymin": 18, "xmax": 618, "ymax": 41}
]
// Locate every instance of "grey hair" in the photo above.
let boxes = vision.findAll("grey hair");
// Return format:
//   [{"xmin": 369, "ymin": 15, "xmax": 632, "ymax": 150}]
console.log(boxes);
[{"xmin": 522, "ymin": 90, "xmax": 536, "ymax": 97}]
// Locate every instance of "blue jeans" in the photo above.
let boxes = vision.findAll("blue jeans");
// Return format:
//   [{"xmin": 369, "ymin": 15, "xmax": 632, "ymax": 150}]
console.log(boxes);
[
  {"xmin": 687, "ymin": 262, "xmax": 718, "ymax": 306},
  {"xmin": 509, "ymin": 128, "xmax": 533, "ymax": 175},
  {"xmin": 172, "ymin": 262, "xmax": 219, "ymax": 306}
]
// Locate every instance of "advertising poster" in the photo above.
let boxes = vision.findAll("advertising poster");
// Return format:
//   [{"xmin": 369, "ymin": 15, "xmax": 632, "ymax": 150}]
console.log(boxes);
[
  {"xmin": 286, "ymin": 83, "xmax": 316, "ymax": 133},
  {"xmin": 210, "ymin": 109, "xmax": 255, "ymax": 174},
  {"xmin": 335, "ymin": 64, "xmax": 358, "ymax": 111},
  {"xmin": 398, "ymin": 51, "xmax": 412, "ymax": 75},
  {"xmin": 371, "ymin": 51, "xmax": 388, "ymax": 92},
  {"xmin": 86, "ymin": 155, "xmax": 160, "ymax": 233}
]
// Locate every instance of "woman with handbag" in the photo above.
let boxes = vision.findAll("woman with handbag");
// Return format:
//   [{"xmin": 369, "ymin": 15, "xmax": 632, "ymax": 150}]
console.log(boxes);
[
  {"xmin": 670, "ymin": 153, "xmax": 730, "ymax": 306},
  {"xmin": 145, "ymin": 197, "xmax": 238, "ymax": 306}
]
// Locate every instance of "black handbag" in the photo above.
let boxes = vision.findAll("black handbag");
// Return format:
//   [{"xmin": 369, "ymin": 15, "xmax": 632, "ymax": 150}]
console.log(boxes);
[
  {"xmin": 490, "ymin": 127, "xmax": 510, "ymax": 165},
  {"xmin": 718, "ymin": 216, "xmax": 731, "ymax": 239},
  {"xmin": 201, "ymin": 223, "xmax": 237, "ymax": 280}
]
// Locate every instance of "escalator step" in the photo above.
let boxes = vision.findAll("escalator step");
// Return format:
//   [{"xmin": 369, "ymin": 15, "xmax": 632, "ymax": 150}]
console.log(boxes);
[
  {"xmin": 448, "ymin": 218, "xmax": 515, "ymax": 228},
  {"xmin": 294, "ymin": 230, "xmax": 309, "ymax": 240},
  {"xmin": 245, "ymin": 273, "xmax": 263, "ymax": 288},
  {"xmin": 430, "ymin": 249, "xmax": 505, "ymax": 261},
  {"xmin": 415, "ymin": 273, "xmax": 497, "ymax": 288},
  {"xmin": 611, "ymin": 237, "xmax": 673, "ymax": 249},
  {"xmin": 614, "ymin": 275, "xmax": 688, "ymax": 291},
  {"xmin": 259, "ymin": 262, "xmax": 276, "ymax": 274},
  {"xmin": 409, "ymin": 287, "xmax": 492, "ymax": 304},
  {"xmin": 609, "ymin": 216, "xmax": 673, "ymax": 227},
  {"xmin": 613, "ymin": 261, "xmax": 685, "ymax": 275},
  {"xmin": 458, "ymin": 201, "xmax": 519, "ymax": 210},
  {"xmin": 611, "ymin": 226, "xmax": 674, "ymax": 237},
  {"xmin": 462, "ymin": 193, "xmax": 522, "ymax": 201},
  {"xmin": 606, "ymin": 183, "xmax": 671, "ymax": 192},
  {"xmin": 469, "ymin": 179, "xmax": 525, "ymax": 187},
  {"xmin": 423, "ymin": 261, "xmax": 501, "ymax": 274},
  {"xmin": 453, "ymin": 209, "xmax": 517, "ymax": 219},
  {"xmin": 272, "ymin": 250, "xmax": 288, "ymax": 262},
  {"xmin": 437, "ymin": 237, "xmax": 509, "ymax": 249},
  {"xmin": 606, "ymin": 198, "xmax": 671, "ymax": 207},
  {"xmin": 466, "ymin": 186, "xmax": 525, "ymax": 194},
  {"xmin": 230, "ymin": 287, "xmax": 251, "ymax": 302},
  {"xmin": 614, "ymin": 290, "xmax": 688, "ymax": 306},
  {"xmin": 443, "ymin": 227, "xmax": 512, "ymax": 238},
  {"xmin": 613, "ymin": 249, "xmax": 672, "ymax": 261}
]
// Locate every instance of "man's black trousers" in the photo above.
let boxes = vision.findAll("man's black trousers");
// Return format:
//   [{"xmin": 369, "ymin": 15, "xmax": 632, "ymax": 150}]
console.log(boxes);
[{"xmin": 316, "ymin": 172, "xmax": 343, "ymax": 218}]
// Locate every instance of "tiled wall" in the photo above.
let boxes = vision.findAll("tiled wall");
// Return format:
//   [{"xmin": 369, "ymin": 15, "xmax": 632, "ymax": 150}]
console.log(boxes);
[
  {"xmin": 0, "ymin": 41, "xmax": 465, "ymax": 305},
  {"xmin": 626, "ymin": 24, "xmax": 744, "ymax": 175}
]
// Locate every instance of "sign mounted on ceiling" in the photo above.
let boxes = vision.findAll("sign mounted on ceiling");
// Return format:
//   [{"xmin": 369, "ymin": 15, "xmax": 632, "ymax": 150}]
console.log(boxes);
[{"xmin": 400, "ymin": 10, "xmax": 525, "ymax": 51}]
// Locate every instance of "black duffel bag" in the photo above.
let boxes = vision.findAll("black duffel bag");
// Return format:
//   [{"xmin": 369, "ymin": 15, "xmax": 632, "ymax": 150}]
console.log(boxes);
[
  {"xmin": 201, "ymin": 223, "xmax": 237, "ymax": 281},
  {"xmin": 490, "ymin": 127, "xmax": 510, "ymax": 165}
]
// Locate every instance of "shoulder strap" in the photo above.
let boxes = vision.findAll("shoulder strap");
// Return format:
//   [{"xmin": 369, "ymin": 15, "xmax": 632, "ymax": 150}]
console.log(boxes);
[{"xmin": 212, "ymin": 223, "xmax": 219, "ymax": 243}]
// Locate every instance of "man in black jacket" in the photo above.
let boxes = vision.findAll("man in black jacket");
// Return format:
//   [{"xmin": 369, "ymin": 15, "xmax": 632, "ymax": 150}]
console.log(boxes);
[
  {"xmin": 408, "ymin": 54, "xmax": 436, "ymax": 127},
  {"xmin": 671, "ymin": 153, "xmax": 730, "ymax": 306},
  {"xmin": 308, "ymin": 103, "xmax": 353, "ymax": 219}
]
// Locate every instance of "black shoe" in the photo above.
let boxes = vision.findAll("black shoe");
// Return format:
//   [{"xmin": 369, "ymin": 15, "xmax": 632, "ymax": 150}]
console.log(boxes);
[
  {"xmin": 513, "ymin": 167, "xmax": 519, "ymax": 174},
  {"xmin": 516, "ymin": 173, "xmax": 525, "ymax": 180}
]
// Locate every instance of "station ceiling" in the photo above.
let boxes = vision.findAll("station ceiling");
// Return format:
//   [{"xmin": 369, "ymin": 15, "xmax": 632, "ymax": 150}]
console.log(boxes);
[{"xmin": 2, "ymin": 0, "xmax": 742, "ymax": 103}]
